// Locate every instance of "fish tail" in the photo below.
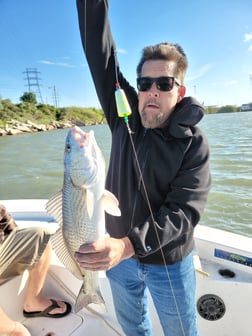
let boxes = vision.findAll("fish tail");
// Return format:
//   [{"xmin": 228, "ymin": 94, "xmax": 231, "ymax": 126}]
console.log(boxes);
[{"xmin": 74, "ymin": 283, "xmax": 105, "ymax": 312}]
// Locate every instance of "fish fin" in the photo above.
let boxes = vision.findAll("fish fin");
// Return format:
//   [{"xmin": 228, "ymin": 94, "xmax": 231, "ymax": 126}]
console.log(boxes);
[
  {"xmin": 51, "ymin": 228, "xmax": 83, "ymax": 280},
  {"xmin": 86, "ymin": 189, "xmax": 95, "ymax": 218},
  {"xmin": 46, "ymin": 191, "xmax": 63, "ymax": 225},
  {"xmin": 74, "ymin": 277, "xmax": 105, "ymax": 312},
  {"xmin": 102, "ymin": 190, "xmax": 121, "ymax": 217}
]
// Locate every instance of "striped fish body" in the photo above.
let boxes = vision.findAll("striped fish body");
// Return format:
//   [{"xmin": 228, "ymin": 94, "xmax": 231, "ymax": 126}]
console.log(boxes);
[{"xmin": 46, "ymin": 126, "xmax": 120, "ymax": 312}]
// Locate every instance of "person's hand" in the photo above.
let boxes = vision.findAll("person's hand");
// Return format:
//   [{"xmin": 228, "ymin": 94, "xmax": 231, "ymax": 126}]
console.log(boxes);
[{"xmin": 75, "ymin": 236, "xmax": 134, "ymax": 271}]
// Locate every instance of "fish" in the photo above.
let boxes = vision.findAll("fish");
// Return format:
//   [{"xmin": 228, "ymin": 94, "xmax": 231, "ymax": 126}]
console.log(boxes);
[{"xmin": 46, "ymin": 126, "xmax": 121, "ymax": 312}]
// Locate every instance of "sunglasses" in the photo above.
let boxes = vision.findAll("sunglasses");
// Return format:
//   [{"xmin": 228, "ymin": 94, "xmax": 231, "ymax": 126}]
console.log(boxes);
[{"xmin": 136, "ymin": 76, "xmax": 181, "ymax": 92}]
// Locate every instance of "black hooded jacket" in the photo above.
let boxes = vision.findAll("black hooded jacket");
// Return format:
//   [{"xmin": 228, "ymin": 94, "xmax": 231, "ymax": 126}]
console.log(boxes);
[{"xmin": 77, "ymin": 0, "xmax": 211, "ymax": 265}]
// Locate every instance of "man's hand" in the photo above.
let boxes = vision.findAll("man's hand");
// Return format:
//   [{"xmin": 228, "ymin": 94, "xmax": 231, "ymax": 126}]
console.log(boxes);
[{"xmin": 75, "ymin": 236, "xmax": 135, "ymax": 271}]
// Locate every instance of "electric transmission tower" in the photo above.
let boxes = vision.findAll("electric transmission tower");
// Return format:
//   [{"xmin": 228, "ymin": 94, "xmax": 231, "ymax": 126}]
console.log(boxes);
[
  {"xmin": 23, "ymin": 68, "xmax": 44, "ymax": 103},
  {"xmin": 49, "ymin": 85, "xmax": 59, "ymax": 107}
]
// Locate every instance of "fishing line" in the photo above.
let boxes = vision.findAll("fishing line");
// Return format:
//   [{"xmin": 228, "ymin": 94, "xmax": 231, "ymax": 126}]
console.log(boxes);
[{"xmin": 113, "ymin": 50, "xmax": 186, "ymax": 336}]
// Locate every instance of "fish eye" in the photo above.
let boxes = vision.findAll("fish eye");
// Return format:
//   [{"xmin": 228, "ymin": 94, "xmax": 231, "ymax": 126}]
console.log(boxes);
[{"xmin": 66, "ymin": 143, "xmax": 71, "ymax": 153}]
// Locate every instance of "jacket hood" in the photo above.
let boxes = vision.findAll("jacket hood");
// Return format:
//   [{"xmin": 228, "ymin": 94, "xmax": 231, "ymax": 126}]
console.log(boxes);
[{"xmin": 167, "ymin": 96, "xmax": 205, "ymax": 138}]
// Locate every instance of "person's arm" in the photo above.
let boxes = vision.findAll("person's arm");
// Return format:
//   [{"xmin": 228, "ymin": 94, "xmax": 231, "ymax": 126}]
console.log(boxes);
[
  {"xmin": 76, "ymin": 0, "xmax": 138, "ymax": 129},
  {"xmin": 76, "ymin": 0, "xmax": 117, "ymax": 121},
  {"xmin": 128, "ymin": 128, "xmax": 211, "ymax": 257}
]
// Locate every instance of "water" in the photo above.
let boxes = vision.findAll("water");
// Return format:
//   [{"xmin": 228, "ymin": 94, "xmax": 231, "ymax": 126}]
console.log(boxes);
[
  {"xmin": 199, "ymin": 112, "xmax": 252, "ymax": 236},
  {"xmin": 0, "ymin": 112, "xmax": 252, "ymax": 237}
]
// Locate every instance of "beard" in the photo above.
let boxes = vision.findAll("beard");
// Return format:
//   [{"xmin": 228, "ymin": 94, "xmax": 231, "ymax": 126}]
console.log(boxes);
[{"xmin": 140, "ymin": 110, "xmax": 166, "ymax": 129}]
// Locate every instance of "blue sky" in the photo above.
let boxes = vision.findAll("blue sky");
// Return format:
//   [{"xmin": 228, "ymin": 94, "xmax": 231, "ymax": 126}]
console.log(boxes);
[{"xmin": 0, "ymin": 0, "xmax": 251, "ymax": 108}]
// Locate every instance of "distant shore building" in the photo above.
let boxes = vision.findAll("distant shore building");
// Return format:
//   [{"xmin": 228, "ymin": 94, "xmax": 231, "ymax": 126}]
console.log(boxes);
[{"xmin": 241, "ymin": 103, "xmax": 252, "ymax": 111}]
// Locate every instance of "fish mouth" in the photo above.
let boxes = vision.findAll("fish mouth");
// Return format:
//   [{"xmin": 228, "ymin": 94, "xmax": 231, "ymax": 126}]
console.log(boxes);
[{"xmin": 72, "ymin": 127, "xmax": 89, "ymax": 148}]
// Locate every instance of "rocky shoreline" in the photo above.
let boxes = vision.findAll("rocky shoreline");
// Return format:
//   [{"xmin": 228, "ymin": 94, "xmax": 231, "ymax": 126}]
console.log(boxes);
[{"xmin": 0, "ymin": 119, "xmax": 102, "ymax": 136}]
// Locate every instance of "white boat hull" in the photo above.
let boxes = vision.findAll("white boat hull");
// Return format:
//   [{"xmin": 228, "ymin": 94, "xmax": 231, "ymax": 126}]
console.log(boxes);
[{"xmin": 1, "ymin": 199, "xmax": 252, "ymax": 336}]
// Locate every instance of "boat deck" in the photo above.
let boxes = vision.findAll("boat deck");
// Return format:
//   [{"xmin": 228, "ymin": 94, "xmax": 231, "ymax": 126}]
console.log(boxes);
[{"xmin": 1, "ymin": 200, "xmax": 252, "ymax": 335}]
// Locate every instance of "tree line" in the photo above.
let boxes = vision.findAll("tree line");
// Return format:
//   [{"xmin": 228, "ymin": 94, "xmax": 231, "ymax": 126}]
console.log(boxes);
[{"xmin": 0, "ymin": 92, "xmax": 105, "ymax": 127}]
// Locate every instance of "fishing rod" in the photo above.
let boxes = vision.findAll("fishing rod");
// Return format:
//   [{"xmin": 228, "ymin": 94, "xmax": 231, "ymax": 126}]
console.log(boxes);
[{"xmin": 113, "ymin": 49, "xmax": 186, "ymax": 336}]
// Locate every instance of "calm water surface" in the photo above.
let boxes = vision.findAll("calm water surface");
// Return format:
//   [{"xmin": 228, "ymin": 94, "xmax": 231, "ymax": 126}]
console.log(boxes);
[{"xmin": 0, "ymin": 112, "xmax": 251, "ymax": 237}]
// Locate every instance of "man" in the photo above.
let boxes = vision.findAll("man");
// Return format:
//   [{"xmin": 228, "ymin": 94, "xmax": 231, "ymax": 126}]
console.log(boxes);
[
  {"xmin": 0, "ymin": 205, "xmax": 71, "ymax": 336},
  {"xmin": 75, "ymin": 1, "xmax": 211, "ymax": 335}
]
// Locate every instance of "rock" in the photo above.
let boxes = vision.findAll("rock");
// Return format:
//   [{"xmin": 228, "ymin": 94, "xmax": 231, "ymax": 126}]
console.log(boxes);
[
  {"xmin": 25, "ymin": 120, "xmax": 47, "ymax": 132},
  {"xmin": 6, "ymin": 128, "xmax": 24, "ymax": 135},
  {"xmin": 12, "ymin": 125, "xmax": 33, "ymax": 133},
  {"xmin": 0, "ymin": 128, "xmax": 8, "ymax": 136},
  {"xmin": 46, "ymin": 124, "xmax": 55, "ymax": 131},
  {"xmin": 1, "ymin": 119, "xmax": 90, "ymax": 136}
]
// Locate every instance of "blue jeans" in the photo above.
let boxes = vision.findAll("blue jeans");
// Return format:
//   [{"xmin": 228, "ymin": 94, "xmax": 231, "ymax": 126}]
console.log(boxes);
[{"xmin": 106, "ymin": 253, "xmax": 198, "ymax": 336}]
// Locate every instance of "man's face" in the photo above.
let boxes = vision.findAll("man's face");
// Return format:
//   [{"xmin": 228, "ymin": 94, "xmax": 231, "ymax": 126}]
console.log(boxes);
[{"xmin": 138, "ymin": 60, "xmax": 185, "ymax": 128}]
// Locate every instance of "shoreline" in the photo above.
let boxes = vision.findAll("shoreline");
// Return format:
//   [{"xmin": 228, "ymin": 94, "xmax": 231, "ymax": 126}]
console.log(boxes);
[{"xmin": 0, "ymin": 119, "xmax": 104, "ymax": 136}]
